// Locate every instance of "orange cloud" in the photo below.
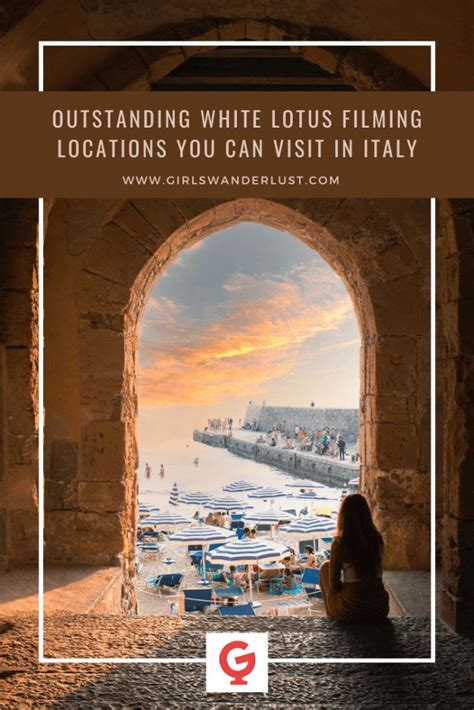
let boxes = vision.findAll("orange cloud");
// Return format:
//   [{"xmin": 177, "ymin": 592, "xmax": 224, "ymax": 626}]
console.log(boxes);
[{"xmin": 137, "ymin": 271, "xmax": 354, "ymax": 407}]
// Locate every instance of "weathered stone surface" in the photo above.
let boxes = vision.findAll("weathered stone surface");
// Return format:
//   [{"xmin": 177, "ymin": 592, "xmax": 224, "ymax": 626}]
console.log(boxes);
[
  {"xmin": 81, "ymin": 420, "xmax": 134, "ymax": 482},
  {"xmin": 78, "ymin": 481, "xmax": 127, "ymax": 513},
  {"xmin": 46, "ymin": 511, "xmax": 124, "ymax": 564},
  {"xmin": 48, "ymin": 440, "xmax": 78, "ymax": 482}
]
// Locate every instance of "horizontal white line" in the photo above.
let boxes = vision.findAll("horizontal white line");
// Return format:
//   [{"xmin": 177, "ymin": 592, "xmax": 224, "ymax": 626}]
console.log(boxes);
[
  {"xmin": 40, "ymin": 655, "xmax": 434, "ymax": 664},
  {"xmin": 39, "ymin": 40, "xmax": 435, "ymax": 48}
]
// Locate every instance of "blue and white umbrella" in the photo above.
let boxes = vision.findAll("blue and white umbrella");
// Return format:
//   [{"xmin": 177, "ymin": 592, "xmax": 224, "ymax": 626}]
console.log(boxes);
[
  {"xmin": 169, "ymin": 524, "xmax": 236, "ymax": 578},
  {"xmin": 140, "ymin": 512, "xmax": 191, "ymax": 529},
  {"xmin": 208, "ymin": 538, "xmax": 289, "ymax": 602},
  {"xmin": 242, "ymin": 509, "xmax": 291, "ymax": 539},
  {"xmin": 204, "ymin": 496, "xmax": 253, "ymax": 512},
  {"xmin": 281, "ymin": 515, "xmax": 337, "ymax": 551},
  {"xmin": 180, "ymin": 491, "xmax": 212, "ymax": 505},
  {"xmin": 169, "ymin": 482, "xmax": 179, "ymax": 507},
  {"xmin": 223, "ymin": 480, "xmax": 261, "ymax": 493},
  {"xmin": 284, "ymin": 480, "xmax": 324, "ymax": 489},
  {"xmin": 296, "ymin": 491, "xmax": 336, "ymax": 513},
  {"xmin": 247, "ymin": 487, "xmax": 287, "ymax": 508}
]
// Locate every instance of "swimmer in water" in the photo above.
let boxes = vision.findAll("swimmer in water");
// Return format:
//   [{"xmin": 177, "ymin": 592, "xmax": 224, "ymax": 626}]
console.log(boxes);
[{"xmin": 145, "ymin": 462, "xmax": 151, "ymax": 479}]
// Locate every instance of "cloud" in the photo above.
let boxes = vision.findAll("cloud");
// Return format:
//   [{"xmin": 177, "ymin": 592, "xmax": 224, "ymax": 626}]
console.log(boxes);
[{"xmin": 137, "ymin": 266, "xmax": 355, "ymax": 407}]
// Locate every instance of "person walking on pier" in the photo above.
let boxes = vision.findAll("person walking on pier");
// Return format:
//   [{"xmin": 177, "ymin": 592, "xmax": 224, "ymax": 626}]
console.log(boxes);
[{"xmin": 337, "ymin": 437, "xmax": 346, "ymax": 461}]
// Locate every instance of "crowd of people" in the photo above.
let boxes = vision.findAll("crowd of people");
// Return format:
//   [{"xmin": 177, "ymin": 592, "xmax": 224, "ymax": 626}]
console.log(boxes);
[
  {"xmin": 254, "ymin": 424, "xmax": 359, "ymax": 461},
  {"xmin": 205, "ymin": 417, "xmax": 241, "ymax": 433}
]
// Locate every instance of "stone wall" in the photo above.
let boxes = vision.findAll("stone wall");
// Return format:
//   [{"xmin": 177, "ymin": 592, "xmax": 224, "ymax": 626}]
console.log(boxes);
[
  {"xmin": 194, "ymin": 430, "xmax": 357, "ymax": 486},
  {"xmin": 244, "ymin": 405, "xmax": 359, "ymax": 443}
]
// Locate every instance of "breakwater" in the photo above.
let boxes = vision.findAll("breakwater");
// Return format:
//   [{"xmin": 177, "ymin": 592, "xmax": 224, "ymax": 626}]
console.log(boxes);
[
  {"xmin": 244, "ymin": 404, "xmax": 359, "ymax": 443},
  {"xmin": 193, "ymin": 430, "xmax": 358, "ymax": 487}
]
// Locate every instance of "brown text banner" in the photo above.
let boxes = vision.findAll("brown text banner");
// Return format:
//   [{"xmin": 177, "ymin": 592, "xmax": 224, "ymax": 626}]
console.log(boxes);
[{"xmin": 0, "ymin": 91, "xmax": 472, "ymax": 198}]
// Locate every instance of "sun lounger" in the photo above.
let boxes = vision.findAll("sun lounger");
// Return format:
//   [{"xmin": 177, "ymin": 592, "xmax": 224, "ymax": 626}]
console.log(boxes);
[
  {"xmin": 301, "ymin": 567, "xmax": 322, "ymax": 599},
  {"xmin": 147, "ymin": 572, "xmax": 183, "ymax": 596},
  {"xmin": 183, "ymin": 588, "xmax": 213, "ymax": 613},
  {"xmin": 218, "ymin": 603, "xmax": 256, "ymax": 616}
]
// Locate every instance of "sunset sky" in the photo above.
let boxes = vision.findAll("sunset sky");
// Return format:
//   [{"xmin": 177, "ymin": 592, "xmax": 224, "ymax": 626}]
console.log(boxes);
[{"xmin": 137, "ymin": 223, "xmax": 360, "ymax": 450}]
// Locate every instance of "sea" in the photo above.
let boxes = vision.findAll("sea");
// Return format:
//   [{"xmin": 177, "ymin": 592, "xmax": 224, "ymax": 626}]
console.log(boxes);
[{"xmin": 138, "ymin": 436, "xmax": 343, "ymax": 516}]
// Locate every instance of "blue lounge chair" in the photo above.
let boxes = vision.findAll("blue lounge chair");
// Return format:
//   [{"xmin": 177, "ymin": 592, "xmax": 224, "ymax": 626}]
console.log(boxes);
[
  {"xmin": 256, "ymin": 523, "xmax": 272, "ymax": 533},
  {"xmin": 230, "ymin": 520, "xmax": 245, "ymax": 530},
  {"xmin": 301, "ymin": 567, "xmax": 322, "ymax": 599},
  {"xmin": 188, "ymin": 544, "xmax": 202, "ymax": 553},
  {"xmin": 147, "ymin": 573, "xmax": 183, "ymax": 596},
  {"xmin": 298, "ymin": 540, "xmax": 316, "ymax": 555},
  {"xmin": 236, "ymin": 528, "xmax": 246, "ymax": 540},
  {"xmin": 183, "ymin": 588, "xmax": 213, "ymax": 613},
  {"xmin": 218, "ymin": 603, "xmax": 256, "ymax": 616}
]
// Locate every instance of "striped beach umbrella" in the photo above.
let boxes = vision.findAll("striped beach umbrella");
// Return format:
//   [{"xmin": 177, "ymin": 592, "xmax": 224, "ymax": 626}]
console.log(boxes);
[
  {"xmin": 169, "ymin": 524, "xmax": 236, "ymax": 578},
  {"xmin": 247, "ymin": 487, "xmax": 287, "ymax": 508},
  {"xmin": 281, "ymin": 515, "xmax": 337, "ymax": 552},
  {"xmin": 169, "ymin": 482, "xmax": 179, "ymax": 507},
  {"xmin": 208, "ymin": 538, "xmax": 289, "ymax": 602},
  {"xmin": 242, "ymin": 509, "xmax": 291, "ymax": 539},
  {"xmin": 284, "ymin": 480, "xmax": 324, "ymax": 489},
  {"xmin": 140, "ymin": 512, "xmax": 191, "ymax": 528},
  {"xmin": 223, "ymin": 480, "xmax": 261, "ymax": 493},
  {"xmin": 204, "ymin": 496, "xmax": 253, "ymax": 512},
  {"xmin": 296, "ymin": 491, "xmax": 336, "ymax": 513},
  {"xmin": 180, "ymin": 491, "xmax": 212, "ymax": 505}
]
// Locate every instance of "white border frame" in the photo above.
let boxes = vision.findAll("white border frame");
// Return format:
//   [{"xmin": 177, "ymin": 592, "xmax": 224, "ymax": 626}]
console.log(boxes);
[{"xmin": 37, "ymin": 39, "xmax": 436, "ymax": 665}]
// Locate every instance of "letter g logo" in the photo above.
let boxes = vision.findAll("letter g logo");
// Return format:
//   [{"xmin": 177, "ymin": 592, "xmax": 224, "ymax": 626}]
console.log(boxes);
[{"xmin": 219, "ymin": 640, "xmax": 256, "ymax": 685}]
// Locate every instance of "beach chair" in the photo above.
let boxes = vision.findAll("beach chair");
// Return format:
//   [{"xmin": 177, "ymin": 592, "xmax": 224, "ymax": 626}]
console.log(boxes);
[
  {"xmin": 301, "ymin": 567, "xmax": 322, "ymax": 599},
  {"xmin": 236, "ymin": 528, "xmax": 246, "ymax": 539},
  {"xmin": 183, "ymin": 588, "xmax": 213, "ymax": 613},
  {"xmin": 218, "ymin": 603, "xmax": 256, "ymax": 617},
  {"xmin": 256, "ymin": 523, "xmax": 272, "ymax": 533},
  {"xmin": 188, "ymin": 544, "xmax": 202, "ymax": 553},
  {"xmin": 230, "ymin": 520, "xmax": 245, "ymax": 530},
  {"xmin": 231, "ymin": 513, "xmax": 244, "ymax": 521},
  {"xmin": 148, "ymin": 573, "xmax": 183, "ymax": 596}
]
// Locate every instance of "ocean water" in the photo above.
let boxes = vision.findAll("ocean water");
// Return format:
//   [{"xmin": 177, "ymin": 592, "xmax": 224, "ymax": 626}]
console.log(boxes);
[{"xmin": 138, "ymin": 437, "xmax": 342, "ymax": 516}]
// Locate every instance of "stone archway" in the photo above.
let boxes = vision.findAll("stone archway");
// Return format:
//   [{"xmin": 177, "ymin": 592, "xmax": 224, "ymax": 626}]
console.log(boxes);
[{"xmin": 42, "ymin": 197, "xmax": 429, "ymax": 610}]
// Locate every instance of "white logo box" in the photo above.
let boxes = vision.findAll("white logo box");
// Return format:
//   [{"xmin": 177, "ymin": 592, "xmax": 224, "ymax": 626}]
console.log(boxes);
[{"xmin": 206, "ymin": 632, "xmax": 268, "ymax": 693}]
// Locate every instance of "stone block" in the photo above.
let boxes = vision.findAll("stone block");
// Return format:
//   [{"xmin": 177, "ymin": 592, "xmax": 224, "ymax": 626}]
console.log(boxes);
[
  {"xmin": 45, "ymin": 479, "xmax": 78, "ymax": 511},
  {"xmin": 366, "ymin": 422, "xmax": 419, "ymax": 470},
  {"xmin": 302, "ymin": 47, "xmax": 340, "ymax": 74},
  {"xmin": 0, "ymin": 464, "xmax": 37, "ymax": 510},
  {"xmin": 45, "ymin": 511, "xmax": 124, "ymax": 564},
  {"xmin": 368, "ymin": 274, "xmax": 429, "ymax": 337},
  {"xmin": 4, "ymin": 347, "xmax": 37, "ymax": 435},
  {"xmin": 48, "ymin": 440, "xmax": 78, "ymax": 482},
  {"xmin": 147, "ymin": 49, "xmax": 186, "ymax": 83},
  {"xmin": 79, "ymin": 325, "xmax": 125, "ymax": 377},
  {"xmin": 445, "ymin": 215, "xmax": 473, "ymax": 256},
  {"xmin": 365, "ymin": 394, "xmax": 415, "ymax": 423},
  {"xmin": 9, "ymin": 510, "xmax": 38, "ymax": 563},
  {"xmin": 77, "ymin": 271, "xmax": 130, "ymax": 315},
  {"xmin": 0, "ymin": 245, "xmax": 36, "ymax": 289},
  {"xmin": 112, "ymin": 204, "xmax": 165, "ymax": 254},
  {"xmin": 82, "ymin": 223, "xmax": 151, "ymax": 288},
  {"xmin": 81, "ymin": 420, "xmax": 132, "ymax": 482},
  {"xmin": 218, "ymin": 19, "xmax": 246, "ymax": 41},
  {"xmin": 0, "ymin": 289, "xmax": 37, "ymax": 346},
  {"xmin": 367, "ymin": 336, "xmax": 418, "ymax": 397},
  {"xmin": 97, "ymin": 49, "xmax": 150, "ymax": 91},
  {"xmin": 131, "ymin": 200, "xmax": 187, "ymax": 240},
  {"xmin": 78, "ymin": 481, "xmax": 127, "ymax": 513},
  {"xmin": 7, "ymin": 433, "xmax": 36, "ymax": 466},
  {"xmin": 0, "ymin": 508, "xmax": 7, "ymax": 554}
]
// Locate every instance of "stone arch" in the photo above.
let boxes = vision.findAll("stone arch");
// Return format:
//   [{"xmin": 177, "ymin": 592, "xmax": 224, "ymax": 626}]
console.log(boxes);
[
  {"xmin": 42, "ymin": 197, "xmax": 429, "ymax": 610},
  {"xmin": 65, "ymin": 17, "xmax": 425, "ymax": 92}
]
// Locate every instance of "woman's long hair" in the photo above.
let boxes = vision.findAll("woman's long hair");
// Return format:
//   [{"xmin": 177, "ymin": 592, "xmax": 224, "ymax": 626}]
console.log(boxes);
[{"xmin": 336, "ymin": 494, "xmax": 384, "ymax": 577}]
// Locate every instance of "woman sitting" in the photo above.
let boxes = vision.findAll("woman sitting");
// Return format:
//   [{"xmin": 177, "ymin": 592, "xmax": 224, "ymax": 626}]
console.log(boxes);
[
  {"xmin": 300, "ymin": 545, "xmax": 317, "ymax": 569},
  {"xmin": 319, "ymin": 493, "xmax": 389, "ymax": 624},
  {"xmin": 224, "ymin": 565, "xmax": 248, "ymax": 591}
]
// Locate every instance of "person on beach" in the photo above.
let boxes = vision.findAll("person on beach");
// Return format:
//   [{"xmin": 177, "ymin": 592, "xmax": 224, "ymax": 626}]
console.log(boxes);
[
  {"xmin": 300, "ymin": 545, "xmax": 317, "ymax": 569},
  {"xmin": 337, "ymin": 437, "xmax": 346, "ymax": 460},
  {"xmin": 319, "ymin": 494, "xmax": 389, "ymax": 624},
  {"xmin": 145, "ymin": 462, "xmax": 151, "ymax": 479},
  {"xmin": 159, "ymin": 464, "xmax": 165, "ymax": 478},
  {"xmin": 283, "ymin": 568, "xmax": 298, "ymax": 590}
]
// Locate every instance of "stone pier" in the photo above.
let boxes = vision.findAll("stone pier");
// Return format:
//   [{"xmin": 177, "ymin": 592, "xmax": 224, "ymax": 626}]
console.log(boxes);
[{"xmin": 193, "ymin": 430, "xmax": 358, "ymax": 487}]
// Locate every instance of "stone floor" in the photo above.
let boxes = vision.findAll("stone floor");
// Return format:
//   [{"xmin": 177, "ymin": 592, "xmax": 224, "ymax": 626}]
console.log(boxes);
[{"xmin": 0, "ymin": 614, "xmax": 473, "ymax": 707}]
